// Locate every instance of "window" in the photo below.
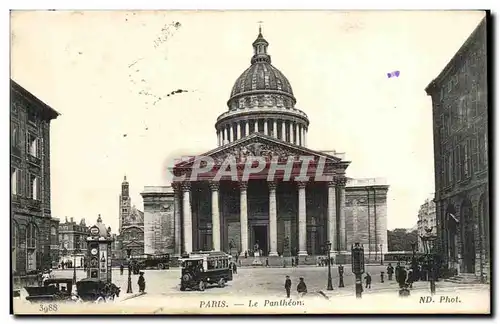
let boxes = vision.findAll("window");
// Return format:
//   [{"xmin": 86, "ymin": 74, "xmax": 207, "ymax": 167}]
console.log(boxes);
[
  {"xmin": 28, "ymin": 110, "xmax": 37, "ymax": 124},
  {"xmin": 122, "ymin": 208, "xmax": 127, "ymax": 213},
  {"xmin": 478, "ymin": 130, "xmax": 487, "ymax": 170},
  {"xmin": 447, "ymin": 153, "xmax": 453, "ymax": 185},
  {"xmin": 26, "ymin": 223, "xmax": 38, "ymax": 272},
  {"xmin": 50, "ymin": 226, "xmax": 57, "ymax": 245},
  {"xmin": 11, "ymin": 168, "xmax": 21, "ymax": 195},
  {"xmin": 464, "ymin": 141, "xmax": 470, "ymax": 178},
  {"xmin": 11, "ymin": 126, "xmax": 19, "ymax": 147},
  {"xmin": 28, "ymin": 174, "xmax": 39, "ymax": 200},
  {"xmin": 471, "ymin": 136, "xmax": 479, "ymax": 173},
  {"xmin": 27, "ymin": 134, "xmax": 38, "ymax": 157},
  {"xmin": 12, "ymin": 223, "xmax": 18, "ymax": 273}
]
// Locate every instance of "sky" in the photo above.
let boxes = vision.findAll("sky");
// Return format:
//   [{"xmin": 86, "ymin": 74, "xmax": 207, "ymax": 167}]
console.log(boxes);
[{"xmin": 10, "ymin": 10, "xmax": 485, "ymax": 232}]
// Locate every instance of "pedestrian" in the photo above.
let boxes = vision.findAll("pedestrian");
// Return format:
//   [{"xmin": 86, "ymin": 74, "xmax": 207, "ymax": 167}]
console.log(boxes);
[
  {"xmin": 285, "ymin": 275, "xmax": 292, "ymax": 298},
  {"xmin": 232, "ymin": 262, "xmax": 237, "ymax": 274},
  {"xmin": 266, "ymin": 258, "xmax": 269, "ymax": 267},
  {"xmin": 398, "ymin": 267, "xmax": 407, "ymax": 289},
  {"xmin": 291, "ymin": 258, "xmax": 295, "ymax": 267},
  {"xmin": 137, "ymin": 271, "xmax": 146, "ymax": 293},
  {"xmin": 395, "ymin": 262, "xmax": 402, "ymax": 282},
  {"xmin": 244, "ymin": 250, "xmax": 248, "ymax": 258},
  {"xmin": 387, "ymin": 263, "xmax": 394, "ymax": 280},
  {"xmin": 407, "ymin": 269, "xmax": 414, "ymax": 288},
  {"xmin": 297, "ymin": 277, "xmax": 307, "ymax": 296},
  {"xmin": 364, "ymin": 273, "xmax": 372, "ymax": 289},
  {"xmin": 120, "ymin": 264, "xmax": 124, "ymax": 275}
]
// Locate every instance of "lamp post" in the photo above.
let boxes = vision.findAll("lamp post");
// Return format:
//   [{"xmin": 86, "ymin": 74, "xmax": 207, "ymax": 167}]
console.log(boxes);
[
  {"xmin": 72, "ymin": 247, "xmax": 80, "ymax": 285},
  {"xmin": 421, "ymin": 227, "xmax": 437, "ymax": 295},
  {"xmin": 351, "ymin": 243, "xmax": 365, "ymax": 299},
  {"xmin": 126, "ymin": 248, "xmax": 133, "ymax": 294},
  {"xmin": 380, "ymin": 244, "xmax": 384, "ymax": 265},
  {"xmin": 325, "ymin": 241, "xmax": 333, "ymax": 291}
]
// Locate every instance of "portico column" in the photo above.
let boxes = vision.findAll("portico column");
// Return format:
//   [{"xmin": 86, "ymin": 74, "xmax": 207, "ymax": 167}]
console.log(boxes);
[
  {"xmin": 237, "ymin": 122, "xmax": 241, "ymax": 140},
  {"xmin": 239, "ymin": 182, "xmax": 249, "ymax": 256},
  {"xmin": 254, "ymin": 119, "xmax": 258, "ymax": 134},
  {"xmin": 303, "ymin": 128, "xmax": 307, "ymax": 147},
  {"xmin": 209, "ymin": 181, "xmax": 221, "ymax": 251},
  {"xmin": 327, "ymin": 181, "xmax": 337, "ymax": 252},
  {"xmin": 221, "ymin": 128, "xmax": 226, "ymax": 145},
  {"xmin": 173, "ymin": 183, "xmax": 182, "ymax": 256},
  {"xmin": 295, "ymin": 123, "xmax": 300, "ymax": 145},
  {"xmin": 228, "ymin": 124, "xmax": 233, "ymax": 142},
  {"xmin": 181, "ymin": 182, "xmax": 193, "ymax": 253},
  {"xmin": 245, "ymin": 121, "xmax": 249, "ymax": 138},
  {"xmin": 298, "ymin": 125, "xmax": 302, "ymax": 145},
  {"xmin": 268, "ymin": 181, "xmax": 278, "ymax": 256},
  {"xmin": 264, "ymin": 119, "xmax": 268, "ymax": 135},
  {"xmin": 297, "ymin": 181, "xmax": 308, "ymax": 256},
  {"xmin": 281, "ymin": 120, "xmax": 286, "ymax": 141},
  {"xmin": 273, "ymin": 119, "xmax": 278, "ymax": 138},
  {"xmin": 336, "ymin": 177, "xmax": 347, "ymax": 251}
]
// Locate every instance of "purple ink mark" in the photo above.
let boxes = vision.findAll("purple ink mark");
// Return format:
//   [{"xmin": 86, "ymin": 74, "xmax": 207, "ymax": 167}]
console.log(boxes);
[{"xmin": 387, "ymin": 70, "xmax": 401, "ymax": 78}]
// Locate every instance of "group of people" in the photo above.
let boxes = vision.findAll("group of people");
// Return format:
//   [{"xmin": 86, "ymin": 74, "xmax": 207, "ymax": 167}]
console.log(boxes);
[
  {"xmin": 59, "ymin": 260, "xmax": 75, "ymax": 269},
  {"xmin": 284, "ymin": 276, "xmax": 308, "ymax": 298},
  {"xmin": 317, "ymin": 257, "xmax": 334, "ymax": 267}
]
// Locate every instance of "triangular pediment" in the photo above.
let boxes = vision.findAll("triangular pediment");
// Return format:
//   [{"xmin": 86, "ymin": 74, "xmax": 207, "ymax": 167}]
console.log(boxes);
[
  {"xmin": 176, "ymin": 133, "xmax": 343, "ymax": 168},
  {"xmin": 122, "ymin": 241, "xmax": 143, "ymax": 248}
]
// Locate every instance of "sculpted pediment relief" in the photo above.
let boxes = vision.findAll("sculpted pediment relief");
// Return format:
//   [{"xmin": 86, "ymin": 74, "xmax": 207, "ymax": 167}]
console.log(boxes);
[{"xmin": 208, "ymin": 136, "xmax": 340, "ymax": 165}]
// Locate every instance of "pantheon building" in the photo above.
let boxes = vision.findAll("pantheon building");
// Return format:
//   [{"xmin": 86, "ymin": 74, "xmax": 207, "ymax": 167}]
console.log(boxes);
[{"xmin": 142, "ymin": 29, "xmax": 389, "ymax": 264}]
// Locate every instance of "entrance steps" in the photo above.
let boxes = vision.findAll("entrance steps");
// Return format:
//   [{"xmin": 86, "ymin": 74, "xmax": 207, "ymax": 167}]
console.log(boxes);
[
  {"xmin": 236, "ymin": 255, "xmax": 328, "ymax": 267},
  {"xmin": 444, "ymin": 273, "xmax": 483, "ymax": 284}
]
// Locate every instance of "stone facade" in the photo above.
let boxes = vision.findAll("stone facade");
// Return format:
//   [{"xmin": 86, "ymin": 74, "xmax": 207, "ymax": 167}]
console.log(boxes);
[
  {"xmin": 141, "ymin": 186, "xmax": 175, "ymax": 255},
  {"xmin": 58, "ymin": 217, "xmax": 88, "ymax": 267},
  {"xmin": 425, "ymin": 17, "xmax": 489, "ymax": 277},
  {"xmin": 11, "ymin": 79, "xmax": 59, "ymax": 275},
  {"xmin": 417, "ymin": 197, "xmax": 437, "ymax": 253}
]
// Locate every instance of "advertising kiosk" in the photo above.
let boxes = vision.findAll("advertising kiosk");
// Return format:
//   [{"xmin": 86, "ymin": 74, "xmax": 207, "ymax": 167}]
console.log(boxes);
[{"xmin": 86, "ymin": 214, "xmax": 114, "ymax": 284}]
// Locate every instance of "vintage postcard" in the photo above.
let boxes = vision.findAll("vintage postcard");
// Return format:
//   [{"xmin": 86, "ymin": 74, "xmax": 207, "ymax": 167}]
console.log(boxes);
[{"xmin": 10, "ymin": 10, "xmax": 490, "ymax": 315}]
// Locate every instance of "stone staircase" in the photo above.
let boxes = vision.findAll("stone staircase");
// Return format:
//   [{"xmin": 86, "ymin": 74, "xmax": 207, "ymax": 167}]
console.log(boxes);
[{"xmin": 444, "ymin": 273, "xmax": 483, "ymax": 284}]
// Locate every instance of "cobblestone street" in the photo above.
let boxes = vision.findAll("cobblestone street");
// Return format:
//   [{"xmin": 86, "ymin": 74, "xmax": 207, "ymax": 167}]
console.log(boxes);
[{"xmin": 50, "ymin": 265, "xmax": 489, "ymax": 299}]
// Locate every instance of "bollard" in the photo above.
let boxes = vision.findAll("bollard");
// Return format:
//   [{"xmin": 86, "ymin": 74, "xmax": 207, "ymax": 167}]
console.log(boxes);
[{"xmin": 380, "ymin": 271, "xmax": 385, "ymax": 283}]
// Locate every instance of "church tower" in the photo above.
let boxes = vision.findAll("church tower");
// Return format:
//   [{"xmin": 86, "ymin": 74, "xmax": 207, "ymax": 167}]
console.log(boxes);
[{"xmin": 119, "ymin": 175, "xmax": 131, "ymax": 233}]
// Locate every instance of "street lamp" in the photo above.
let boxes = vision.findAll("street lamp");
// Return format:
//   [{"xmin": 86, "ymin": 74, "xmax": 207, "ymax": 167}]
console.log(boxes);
[
  {"xmin": 380, "ymin": 244, "xmax": 384, "ymax": 265},
  {"xmin": 325, "ymin": 241, "xmax": 333, "ymax": 291},
  {"xmin": 126, "ymin": 248, "xmax": 133, "ymax": 294},
  {"xmin": 72, "ymin": 247, "xmax": 81, "ymax": 285},
  {"xmin": 351, "ymin": 243, "xmax": 365, "ymax": 299},
  {"xmin": 421, "ymin": 227, "xmax": 437, "ymax": 295}
]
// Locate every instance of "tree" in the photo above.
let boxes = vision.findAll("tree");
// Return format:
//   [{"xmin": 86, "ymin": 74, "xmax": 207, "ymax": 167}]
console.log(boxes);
[{"xmin": 387, "ymin": 229, "xmax": 418, "ymax": 251}]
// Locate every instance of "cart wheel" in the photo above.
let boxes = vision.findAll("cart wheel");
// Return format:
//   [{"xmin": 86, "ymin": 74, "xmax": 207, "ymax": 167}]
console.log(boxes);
[
  {"xmin": 218, "ymin": 278, "xmax": 226, "ymax": 288},
  {"xmin": 158, "ymin": 263, "xmax": 164, "ymax": 270},
  {"xmin": 198, "ymin": 281, "xmax": 206, "ymax": 291}
]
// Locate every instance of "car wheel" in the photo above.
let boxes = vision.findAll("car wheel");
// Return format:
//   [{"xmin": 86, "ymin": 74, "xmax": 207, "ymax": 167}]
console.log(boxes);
[
  {"xmin": 198, "ymin": 281, "xmax": 206, "ymax": 291},
  {"xmin": 218, "ymin": 278, "xmax": 226, "ymax": 288},
  {"xmin": 158, "ymin": 263, "xmax": 164, "ymax": 270}
]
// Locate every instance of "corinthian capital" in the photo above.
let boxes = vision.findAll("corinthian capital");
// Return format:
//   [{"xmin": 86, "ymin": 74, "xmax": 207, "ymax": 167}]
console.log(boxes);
[
  {"xmin": 209, "ymin": 181, "xmax": 220, "ymax": 191},
  {"xmin": 334, "ymin": 176, "xmax": 347, "ymax": 187},
  {"xmin": 296, "ymin": 181, "xmax": 307, "ymax": 189},
  {"xmin": 180, "ymin": 182, "xmax": 191, "ymax": 192},
  {"xmin": 239, "ymin": 181, "xmax": 248, "ymax": 191}
]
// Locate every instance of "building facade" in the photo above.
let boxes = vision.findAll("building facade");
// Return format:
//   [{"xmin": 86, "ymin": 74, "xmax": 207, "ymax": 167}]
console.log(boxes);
[
  {"xmin": 425, "ymin": 17, "xmax": 489, "ymax": 277},
  {"xmin": 142, "ymin": 29, "xmax": 389, "ymax": 264},
  {"xmin": 417, "ymin": 197, "xmax": 437, "ymax": 253},
  {"xmin": 11, "ymin": 80, "xmax": 60, "ymax": 275},
  {"xmin": 58, "ymin": 217, "xmax": 88, "ymax": 267},
  {"xmin": 116, "ymin": 177, "xmax": 144, "ymax": 259}
]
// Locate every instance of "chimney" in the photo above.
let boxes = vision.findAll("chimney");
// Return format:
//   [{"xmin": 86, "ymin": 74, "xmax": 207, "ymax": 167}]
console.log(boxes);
[{"xmin": 70, "ymin": 217, "xmax": 74, "ymax": 223}]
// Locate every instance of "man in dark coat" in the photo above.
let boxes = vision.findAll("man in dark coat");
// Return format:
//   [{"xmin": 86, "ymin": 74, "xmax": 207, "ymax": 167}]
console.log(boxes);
[
  {"xmin": 395, "ymin": 262, "xmax": 402, "ymax": 282},
  {"xmin": 364, "ymin": 273, "xmax": 372, "ymax": 289},
  {"xmin": 387, "ymin": 263, "xmax": 394, "ymax": 280},
  {"xmin": 398, "ymin": 267, "xmax": 407, "ymax": 289},
  {"xmin": 232, "ymin": 262, "xmax": 237, "ymax": 274},
  {"xmin": 138, "ymin": 271, "xmax": 146, "ymax": 293},
  {"xmin": 285, "ymin": 275, "xmax": 292, "ymax": 298},
  {"xmin": 120, "ymin": 264, "xmax": 124, "ymax": 275},
  {"xmin": 297, "ymin": 277, "xmax": 307, "ymax": 295}
]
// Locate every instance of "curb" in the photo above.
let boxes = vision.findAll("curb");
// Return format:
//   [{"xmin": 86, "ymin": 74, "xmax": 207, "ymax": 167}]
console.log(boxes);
[{"xmin": 120, "ymin": 292, "xmax": 146, "ymax": 302}]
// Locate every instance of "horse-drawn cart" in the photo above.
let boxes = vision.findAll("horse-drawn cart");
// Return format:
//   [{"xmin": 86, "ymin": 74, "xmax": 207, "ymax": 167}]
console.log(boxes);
[{"xmin": 24, "ymin": 278, "xmax": 74, "ymax": 303}]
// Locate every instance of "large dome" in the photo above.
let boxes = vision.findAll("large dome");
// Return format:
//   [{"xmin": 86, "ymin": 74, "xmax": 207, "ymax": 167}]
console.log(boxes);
[
  {"xmin": 229, "ymin": 63, "xmax": 295, "ymax": 99},
  {"xmin": 226, "ymin": 29, "xmax": 296, "ymax": 110}
]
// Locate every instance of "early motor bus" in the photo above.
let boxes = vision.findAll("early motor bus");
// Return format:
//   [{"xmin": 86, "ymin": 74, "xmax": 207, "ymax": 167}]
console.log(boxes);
[{"xmin": 179, "ymin": 251, "xmax": 233, "ymax": 291}]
